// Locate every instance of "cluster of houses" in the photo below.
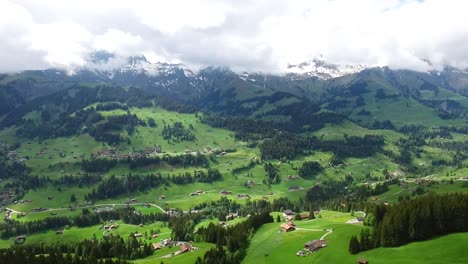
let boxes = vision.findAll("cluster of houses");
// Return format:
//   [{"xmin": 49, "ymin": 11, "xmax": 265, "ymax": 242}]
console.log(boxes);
[
  {"xmin": 182, "ymin": 147, "xmax": 229, "ymax": 156},
  {"xmin": 0, "ymin": 191, "xmax": 16, "ymax": 208},
  {"xmin": 5, "ymin": 150, "xmax": 26, "ymax": 162},
  {"xmin": 100, "ymin": 223, "xmax": 119, "ymax": 230},
  {"xmin": 150, "ymin": 238, "xmax": 196, "ymax": 256},
  {"xmin": 281, "ymin": 210, "xmax": 328, "ymax": 257},
  {"xmin": 218, "ymin": 190, "xmax": 252, "ymax": 199},
  {"xmin": 92, "ymin": 145, "xmax": 162, "ymax": 160}
]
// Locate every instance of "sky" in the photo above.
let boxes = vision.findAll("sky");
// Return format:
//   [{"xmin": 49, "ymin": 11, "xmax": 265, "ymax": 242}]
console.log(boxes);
[{"xmin": 0, "ymin": 0, "xmax": 467, "ymax": 73}]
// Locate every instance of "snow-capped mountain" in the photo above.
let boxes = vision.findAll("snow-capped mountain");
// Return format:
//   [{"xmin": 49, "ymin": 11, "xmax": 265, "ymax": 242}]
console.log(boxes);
[
  {"xmin": 286, "ymin": 58, "xmax": 368, "ymax": 80},
  {"xmin": 85, "ymin": 52, "xmax": 368, "ymax": 82},
  {"xmin": 85, "ymin": 53, "xmax": 195, "ymax": 80}
]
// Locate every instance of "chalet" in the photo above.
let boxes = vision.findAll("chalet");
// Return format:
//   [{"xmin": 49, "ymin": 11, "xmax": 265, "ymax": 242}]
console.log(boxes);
[
  {"xmin": 162, "ymin": 238, "xmax": 172, "ymax": 246},
  {"xmin": 180, "ymin": 243, "xmax": 193, "ymax": 253},
  {"xmin": 287, "ymin": 175, "xmax": 299, "ymax": 180},
  {"xmin": 288, "ymin": 186, "xmax": 303, "ymax": 191},
  {"xmin": 151, "ymin": 234, "xmax": 159, "ymax": 239},
  {"xmin": 15, "ymin": 235, "xmax": 26, "ymax": 243},
  {"xmin": 134, "ymin": 233, "xmax": 143, "ymax": 238},
  {"xmin": 226, "ymin": 213, "xmax": 238, "ymax": 220},
  {"xmin": 283, "ymin": 210, "xmax": 294, "ymax": 216},
  {"xmin": 280, "ymin": 223, "xmax": 296, "ymax": 232},
  {"xmin": 47, "ymin": 196, "xmax": 54, "ymax": 200},
  {"xmin": 196, "ymin": 190, "xmax": 204, "ymax": 194},
  {"xmin": 236, "ymin": 194, "xmax": 250, "ymax": 199},
  {"xmin": 287, "ymin": 221, "xmax": 296, "ymax": 227},
  {"xmin": 219, "ymin": 190, "xmax": 232, "ymax": 195},
  {"xmin": 304, "ymin": 240, "xmax": 327, "ymax": 252},
  {"xmin": 159, "ymin": 195, "xmax": 166, "ymax": 200},
  {"xmin": 190, "ymin": 192, "xmax": 199, "ymax": 196},
  {"xmin": 56, "ymin": 230, "xmax": 63, "ymax": 235},
  {"xmin": 299, "ymin": 213, "xmax": 309, "ymax": 220},
  {"xmin": 152, "ymin": 243, "xmax": 162, "ymax": 250},
  {"xmin": 357, "ymin": 258, "xmax": 368, "ymax": 264}
]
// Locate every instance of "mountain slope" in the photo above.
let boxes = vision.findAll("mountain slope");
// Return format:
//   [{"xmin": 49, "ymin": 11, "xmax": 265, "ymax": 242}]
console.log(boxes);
[{"xmin": 0, "ymin": 56, "xmax": 467, "ymax": 130}]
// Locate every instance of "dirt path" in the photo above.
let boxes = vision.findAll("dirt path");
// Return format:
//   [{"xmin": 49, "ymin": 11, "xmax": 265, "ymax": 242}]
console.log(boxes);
[
  {"xmin": 294, "ymin": 227, "xmax": 334, "ymax": 240},
  {"xmin": 320, "ymin": 229, "xmax": 333, "ymax": 240}
]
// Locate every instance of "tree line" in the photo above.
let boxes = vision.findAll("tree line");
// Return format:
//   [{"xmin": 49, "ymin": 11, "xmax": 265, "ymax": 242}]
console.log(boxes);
[
  {"xmin": 0, "ymin": 233, "xmax": 152, "ymax": 262},
  {"xmin": 85, "ymin": 169, "xmax": 222, "ymax": 201},
  {"xmin": 259, "ymin": 133, "xmax": 385, "ymax": 160},
  {"xmin": 349, "ymin": 193, "xmax": 468, "ymax": 254},
  {"xmin": 82, "ymin": 153, "xmax": 208, "ymax": 172}
]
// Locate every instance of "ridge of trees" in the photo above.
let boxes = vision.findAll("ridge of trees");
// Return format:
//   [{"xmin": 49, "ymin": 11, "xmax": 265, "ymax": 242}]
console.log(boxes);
[{"xmin": 349, "ymin": 193, "xmax": 468, "ymax": 254}]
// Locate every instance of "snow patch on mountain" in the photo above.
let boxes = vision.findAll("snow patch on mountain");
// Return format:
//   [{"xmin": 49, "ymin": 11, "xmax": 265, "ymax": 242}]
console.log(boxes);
[{"xmin": 286, "ymin": 58, "xmax": 367, "ymax": 80}]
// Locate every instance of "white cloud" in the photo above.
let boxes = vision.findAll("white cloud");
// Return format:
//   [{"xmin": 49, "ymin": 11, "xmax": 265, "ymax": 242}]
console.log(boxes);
[
  {"xmin": 92, "ymin": 29, "xmax": 143, "ymax": 54},
  {"xmin": 0, "ymin": 0, "xmax": 467, "ymax": 73}
]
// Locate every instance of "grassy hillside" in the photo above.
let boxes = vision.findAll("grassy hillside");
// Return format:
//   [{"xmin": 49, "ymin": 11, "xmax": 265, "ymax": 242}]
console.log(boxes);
[
  {"xmin": 244, "ymin": 211, "xmax": 468, "ymax": 264},
  {"xmin": 0, "ymin": 83, "xmax": 467, "ymax": 263}
]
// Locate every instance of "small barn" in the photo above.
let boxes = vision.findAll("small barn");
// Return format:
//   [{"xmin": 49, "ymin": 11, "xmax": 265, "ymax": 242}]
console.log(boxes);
[
  {"xmin": 304, "ymin": 240, "xmax": 326, "ymax": 252},
  {"xmin": 357, "ymin": 258, "xmax": 368, "ymax": 264},
  {"xmin": 180, "ymin": 243, "xmax": 193, "ymax": 253},
  {"xmin": 283, "ymin": 210, "xmax": 294, "ymax": 216},
  {"xmin": 280, "ymin": 223, "xmax": 296, "ymax": 232},
  {"xmin": 152, "ymin": 243, "xmax": 162, "ymax": 250}
]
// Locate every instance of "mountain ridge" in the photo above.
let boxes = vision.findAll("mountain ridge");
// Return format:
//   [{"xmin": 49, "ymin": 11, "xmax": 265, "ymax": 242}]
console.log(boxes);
[{"xmin": 0, "ymin": 54, "xmax": 467, "ymax": 130}]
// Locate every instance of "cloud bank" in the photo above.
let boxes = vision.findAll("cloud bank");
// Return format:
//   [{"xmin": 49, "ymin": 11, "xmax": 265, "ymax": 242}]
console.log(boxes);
[{"xmin": 0, "ymin": 0, "xmax": 467, "ymax": 73}]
